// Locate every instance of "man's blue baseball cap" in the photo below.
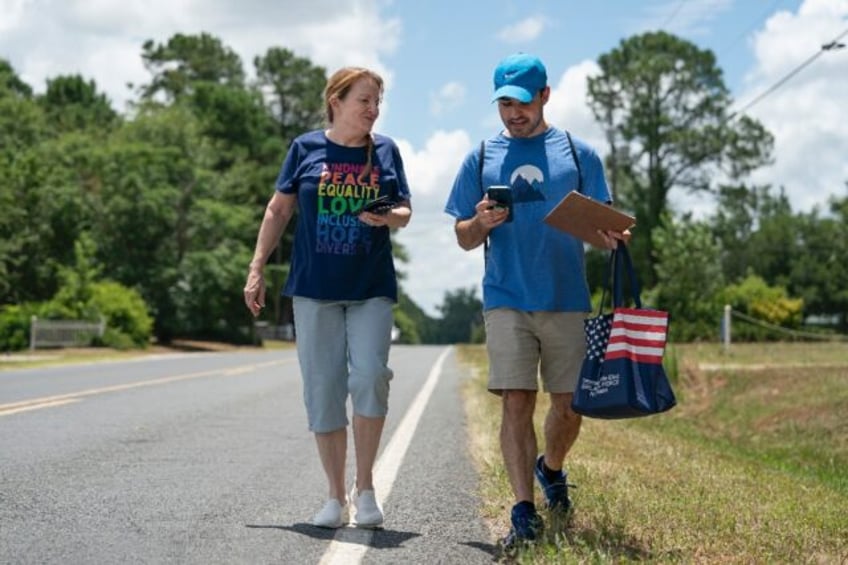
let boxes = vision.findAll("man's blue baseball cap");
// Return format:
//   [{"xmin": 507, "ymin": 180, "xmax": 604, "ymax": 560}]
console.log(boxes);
[{"xmin": 491, "ymin": 53, "xmax": 548, "ymax": 103}]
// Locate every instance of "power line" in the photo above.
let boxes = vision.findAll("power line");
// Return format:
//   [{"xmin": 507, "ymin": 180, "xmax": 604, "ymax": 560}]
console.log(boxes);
[
  {"xmin": 660, "ymin": 0, "xmax": 686, "ymax": 30},
  {"xmin": 728, "ymin": 27, "xmax": 848, "ymax": 120},
  {"xmin": 717, "ymin": 0, "xmax": 787, "ymax": 57}
]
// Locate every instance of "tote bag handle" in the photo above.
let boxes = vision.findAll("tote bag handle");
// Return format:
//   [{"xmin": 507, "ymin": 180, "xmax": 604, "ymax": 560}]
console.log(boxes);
[{"xmin": 612, "ymin": 243, "xmax": 642, "ymax": 309}]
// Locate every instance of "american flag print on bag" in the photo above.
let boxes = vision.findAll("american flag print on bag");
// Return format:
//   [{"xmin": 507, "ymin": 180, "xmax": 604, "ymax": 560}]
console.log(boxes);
[
  {"xmin": 584, "ymin": 313, "xmax": 613, "ymax": 361},
  {"xmin": 605, "ymin": 308, "xmax": 669, "ymax": 364}
]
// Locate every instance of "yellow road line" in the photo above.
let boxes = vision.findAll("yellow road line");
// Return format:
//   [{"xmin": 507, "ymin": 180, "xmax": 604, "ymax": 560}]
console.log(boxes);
[
  {"xmin": 0, "ymin": 398, "xmax": 81, "ymax": 416},
  {"xmin": 0, "ymin": 358, "xmax": 293, "ymax": 417}
]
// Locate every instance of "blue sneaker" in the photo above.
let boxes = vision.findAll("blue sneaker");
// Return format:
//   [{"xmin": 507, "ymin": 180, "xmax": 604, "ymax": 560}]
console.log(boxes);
[
  {"xmin": 499, "ymin": 501, "xmax": 543, "ymax": 552},
  {"xmin": 534, "ymin": 455, "xmax": 571, "ymax": 512}
]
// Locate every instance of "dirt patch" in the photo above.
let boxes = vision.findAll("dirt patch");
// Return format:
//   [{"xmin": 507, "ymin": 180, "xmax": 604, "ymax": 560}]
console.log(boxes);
[{"xmin": 164, "ymin": 339, "xmax": 251, "ymax": 352}]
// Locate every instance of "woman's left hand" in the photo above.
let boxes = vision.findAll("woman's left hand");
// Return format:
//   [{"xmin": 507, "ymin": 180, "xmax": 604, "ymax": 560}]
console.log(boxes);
[
  {"xmin": 359, "ymin": 210, "xmax": 390, "ymax": 227},
  {"xmin": 358, "ymin": 203, "xmax": 411, "ymax": 229}
]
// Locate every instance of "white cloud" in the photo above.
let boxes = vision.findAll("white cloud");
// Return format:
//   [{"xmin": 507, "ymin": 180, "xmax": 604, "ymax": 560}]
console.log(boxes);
[
  {"xmin": 60, "ymin": 0, "xmax": 195, "ymax": 33},
  {"xmin": 276, "ymin": 4, "xmax": 401, "ymax": 86},
  {"xmin": 429, "ymin": 81, "xmax": 466, "ymax": 116},
  {"xmin": 545, "ymin": 60, "xmax": 606, "ymax": 149},
  {"xmin": 741, "ymin": 0, "xmax": 848, "ymax": 212},
  {"xmin": 0, "ymin": 0, "xmax": 399, "ymax": 112},
  {"xmin": 0, "ymin": 0, "xmax": 29, "ymax": 33},
  {"xmin": 394, "ymin": 130, "xmax": 484, "ymax": 315},
  {"xmin": 496, "ymin": 16, "xmax": 547, "ymax": 43}
]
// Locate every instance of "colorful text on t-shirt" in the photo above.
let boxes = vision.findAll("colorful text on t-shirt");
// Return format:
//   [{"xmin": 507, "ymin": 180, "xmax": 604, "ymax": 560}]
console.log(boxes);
[{"xmin": 316, "ymin": 162, "xmax": 381, "ymax": 255}]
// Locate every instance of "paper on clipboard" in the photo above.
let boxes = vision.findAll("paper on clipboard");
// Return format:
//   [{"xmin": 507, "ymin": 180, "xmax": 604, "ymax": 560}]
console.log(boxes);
[{"xmin": 544, "ymin": 191, "xmax": 635, "ymax": 248}]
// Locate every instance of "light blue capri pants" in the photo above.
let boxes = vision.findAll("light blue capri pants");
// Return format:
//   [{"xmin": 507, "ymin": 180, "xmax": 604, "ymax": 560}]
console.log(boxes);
[{"xmin": 292, "ymin": 296, "xmax": 394, "ymax": 433}]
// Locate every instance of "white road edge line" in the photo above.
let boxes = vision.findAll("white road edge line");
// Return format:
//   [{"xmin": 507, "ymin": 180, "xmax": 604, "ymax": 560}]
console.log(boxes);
[{"xmin": 319, "ymin": 346, "xmax": 452, "ymax": 565}]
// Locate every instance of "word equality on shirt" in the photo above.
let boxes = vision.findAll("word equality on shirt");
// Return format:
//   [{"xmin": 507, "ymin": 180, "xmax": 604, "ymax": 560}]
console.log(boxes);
[{"xmin": 317, "ymin": 171, "xmax": 381, "ymax": 216}]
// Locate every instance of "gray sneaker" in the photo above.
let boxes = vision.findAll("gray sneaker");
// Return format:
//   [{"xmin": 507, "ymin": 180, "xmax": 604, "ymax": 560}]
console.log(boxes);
[{"xmin": 311, "ymin": 498, "xmax": 349, "ymax": 528}]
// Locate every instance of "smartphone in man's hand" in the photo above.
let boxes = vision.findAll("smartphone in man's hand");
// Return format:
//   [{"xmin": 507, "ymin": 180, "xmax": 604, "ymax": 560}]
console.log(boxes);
[{"xmin": 486, "ymin": 186, "xmax": 513, "ymax": 222}]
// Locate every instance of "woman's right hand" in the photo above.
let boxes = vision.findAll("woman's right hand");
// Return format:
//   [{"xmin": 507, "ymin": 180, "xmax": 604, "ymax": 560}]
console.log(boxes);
[{"xmin": 243, "ymin": 269, "xmax": 266, "ymax": 317}]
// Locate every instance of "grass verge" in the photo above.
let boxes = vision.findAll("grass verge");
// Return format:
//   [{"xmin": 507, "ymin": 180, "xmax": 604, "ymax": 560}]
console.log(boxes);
[{"xmin": 459, "ymin": 342, "xmax": 848, "ymax": 564}]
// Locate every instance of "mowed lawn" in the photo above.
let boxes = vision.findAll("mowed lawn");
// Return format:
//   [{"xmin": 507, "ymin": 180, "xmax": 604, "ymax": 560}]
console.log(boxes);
[{"xmin": 460, "ymin": 342, "xmax": 848, "ymax": 564}]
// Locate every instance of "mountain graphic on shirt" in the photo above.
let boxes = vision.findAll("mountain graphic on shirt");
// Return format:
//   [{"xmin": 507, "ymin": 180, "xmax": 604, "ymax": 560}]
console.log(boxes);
[{"xmin": 512, "ymin": 173, "xmax": 546, "ymax": 203}]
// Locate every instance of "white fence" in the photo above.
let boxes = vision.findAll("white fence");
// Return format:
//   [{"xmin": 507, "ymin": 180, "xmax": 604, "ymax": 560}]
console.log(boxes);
[{"xmin": 30, "ymin": 316, "xmax": 106, "ymax": 350}]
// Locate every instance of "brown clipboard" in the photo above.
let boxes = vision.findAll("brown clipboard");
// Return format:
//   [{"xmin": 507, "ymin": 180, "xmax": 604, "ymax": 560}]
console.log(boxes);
[{"xmin": 544, "ymin": 191, "xmax": 635, "ymax": 248}]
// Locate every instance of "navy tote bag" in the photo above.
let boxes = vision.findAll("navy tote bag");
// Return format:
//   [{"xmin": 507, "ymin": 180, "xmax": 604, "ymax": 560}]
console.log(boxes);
[{"xmin": 572, "ymin": 244, "xmax": 677, "ymax": 419}]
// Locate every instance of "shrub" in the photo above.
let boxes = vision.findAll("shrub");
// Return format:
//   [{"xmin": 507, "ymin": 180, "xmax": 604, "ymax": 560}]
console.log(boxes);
[
  {"xmin": 89, "ymin": 281, "xmax": 153, "ymax": 348},
  {"xmin": 0, "ymin": 304, "xmax": 38, "ymax": 352}
]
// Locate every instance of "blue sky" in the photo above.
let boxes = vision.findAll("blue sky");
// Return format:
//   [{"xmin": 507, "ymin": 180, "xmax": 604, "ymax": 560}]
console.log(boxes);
[
  {"xmin": 2, "ymin": 0, "xmax": 846, "ymax": 316},
  {"xmin": 381, "ymin": 0, "xmax": 799, "ymax": 148}
]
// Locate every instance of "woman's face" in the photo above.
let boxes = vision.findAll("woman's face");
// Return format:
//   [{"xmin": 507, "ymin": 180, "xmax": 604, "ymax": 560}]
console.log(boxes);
[{"xmin": 332, "ymin": 77, "xmax": 382, "ymax": 136}]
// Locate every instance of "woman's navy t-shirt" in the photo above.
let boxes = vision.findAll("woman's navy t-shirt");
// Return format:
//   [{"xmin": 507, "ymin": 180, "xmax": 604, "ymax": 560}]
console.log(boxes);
[{"xmin": 275, "ymin": 130, "xmax": 411, "ymax": 302}]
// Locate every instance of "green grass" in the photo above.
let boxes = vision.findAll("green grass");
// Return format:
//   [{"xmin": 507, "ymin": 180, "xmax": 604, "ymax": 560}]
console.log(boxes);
[{"xmin": 459, "ymin": 343, "xmax": 848, "ymax": 563}]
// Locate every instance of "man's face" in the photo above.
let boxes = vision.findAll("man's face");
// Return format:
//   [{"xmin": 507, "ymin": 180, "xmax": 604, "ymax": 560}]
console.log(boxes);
[{"xmin": 497, "ymin": 86, "xmax": 549, "ymax": 138}]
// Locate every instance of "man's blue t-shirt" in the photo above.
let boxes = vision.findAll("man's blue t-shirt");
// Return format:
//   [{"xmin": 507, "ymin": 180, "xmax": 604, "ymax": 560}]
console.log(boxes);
[
  {"xmin": 444, "ymin": 127, "xmax": 611, "ymax": 312},
  {"xmin": 276, "ymin": 130, "xmax": 411, "ymax": 301}
]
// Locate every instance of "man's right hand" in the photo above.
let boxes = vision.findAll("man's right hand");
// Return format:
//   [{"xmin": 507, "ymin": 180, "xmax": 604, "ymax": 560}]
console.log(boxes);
[{"xmin": 475, "ymin": 195, "xmax": 509, "ymax": 229}]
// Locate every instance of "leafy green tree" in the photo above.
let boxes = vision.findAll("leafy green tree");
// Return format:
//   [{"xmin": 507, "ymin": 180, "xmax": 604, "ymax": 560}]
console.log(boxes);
[
  {"xmin": 139, "ymin": 32, "xmax": 245, "ymax": 102},
  {"xmin": 652, "ymin": 214, "xmax": 724, "ymax": 341},
  {"xmin": 0, "ymin": 133, "xmax": 95, "ymax": 306},
  {"xmin": 93, "ymin": 105, "xmax": 209, "ymax": 340},
  {"xmin": 0, "ymin": 66, "xmax": 49, "ymax": 304},
  {"xmin": 435, "ymin": 287, "xmax": 483, "ymax": 344},
  {"xmin": 397, "ymin": 290, "xmax": 438, "ymax": 343},
  {"xmin": 587, "ymin": 31, "xmax": 773, "ymax": 285},
  {"xmin": 0, "ymin": 60, "xmax": 45, "ymax": 155},
  {"xmin": 190, "ymin": 82, "xmax": 275, "ymax": 167},
  {"xmin": 787, "ymin": 191, "xmax": 848, "ymax": 329},
  {"xmin": 743, "ymin": 188, "xmax": 797, "ymax": 288},
  {"xmin": 138, "ymin": 33, "xmax": 275, "ymax": 168},
  {"xmin": 584, "ymin": 247, "xmax": 613, "ymax": 300},
  {"xmin": 0, "ymin": 59, "xmax": 33, "ymax": 98},
  {"xmin": 712, "ymin": 183, "xmax": 763, "ymax": 282},
  {"xmin": 170, "ymin": 242, "xmax": 253, "ymax": 342},
  {"xmin": 43, "ymin": 232, "xmax": 101, "ymax": 320},
  {"xmin": 254, "ymin": 47, "xmax": 326, "ymax": 142},
  {"xmin": 392, "ymin": 306, "xmax": 420, "ymax": 344},
  {"xmin": 37, "ymin": 75, "xmax": 118, "ymax": 134}
]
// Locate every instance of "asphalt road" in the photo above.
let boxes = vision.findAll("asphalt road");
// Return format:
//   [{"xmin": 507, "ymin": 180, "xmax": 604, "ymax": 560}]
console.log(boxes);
[{"xmin": 0, "ymin": 345, "xmax": 497, "ymax": 564}]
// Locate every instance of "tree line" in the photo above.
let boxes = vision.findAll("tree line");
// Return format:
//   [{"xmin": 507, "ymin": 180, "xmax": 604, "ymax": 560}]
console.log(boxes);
[{"xmin": 1, "ymin": 31, "xmax": 846, "ymax": 350}]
